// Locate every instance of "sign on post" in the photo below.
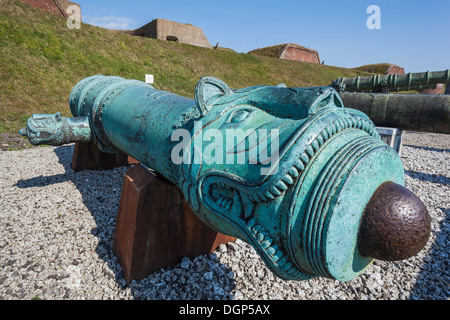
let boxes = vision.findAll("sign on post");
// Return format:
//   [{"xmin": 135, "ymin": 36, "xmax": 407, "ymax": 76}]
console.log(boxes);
[{"xmin": 145, "ymin": 74, "xmax": 154, "ymax": 84}]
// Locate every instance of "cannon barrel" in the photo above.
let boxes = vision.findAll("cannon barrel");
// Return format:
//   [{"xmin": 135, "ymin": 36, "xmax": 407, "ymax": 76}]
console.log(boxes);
[
  {"xmin": 339, "ymin": 92, "xmax": 450, "ymax": 134},
  {"xmin": 19, "ymin": 75, "xmax": 431, "ymax": 282},
  {"xmin": 331, "ymin": 70, "xmax": 450, "ymax": 93}
]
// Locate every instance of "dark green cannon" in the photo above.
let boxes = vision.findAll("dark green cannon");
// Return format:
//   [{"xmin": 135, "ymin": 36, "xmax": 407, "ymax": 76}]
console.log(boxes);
[
  {"xmin": 338, "ymin": 92, "xmax": 450, "ymax": 134},
  {"xmin": 19, "ymin": 75, "xmax": 431, "ymax": 282},
  {"xmin": 329, "ymin": 70, "xmax": 450, "ymax": 134},
  {"xmin": 331, "ymin": 70, "xmax": 450, "ymax": 93}
]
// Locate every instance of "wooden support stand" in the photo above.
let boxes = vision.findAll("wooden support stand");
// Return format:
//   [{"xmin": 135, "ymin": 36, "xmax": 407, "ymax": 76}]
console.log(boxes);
[
  {"xmin": 72, "ymin": 142, "xmax": 236, "ymax": 283},
  {"xmin": 112, "ymin": 164, "xmax": 236, "ymax": 283},
  {"xmin": 71, "ymin": 142, "xmax": 138, "ymax": 172}
]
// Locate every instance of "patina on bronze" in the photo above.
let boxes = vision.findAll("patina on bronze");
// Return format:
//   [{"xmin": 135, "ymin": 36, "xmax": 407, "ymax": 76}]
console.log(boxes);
[
  {"xmin": 19, "ymin": 75, "xmax": 431, "ymax": 282},
  {"xmin": 358, "ymin": 182, "xmax": 431, "ymax": 261},
  {"xmin": 338, "ymin": 92, "xmax": 450, "ymax": 134},
  {"xmin": 331, "ymin": 70, "xmax": 450, "ymax": 93}
]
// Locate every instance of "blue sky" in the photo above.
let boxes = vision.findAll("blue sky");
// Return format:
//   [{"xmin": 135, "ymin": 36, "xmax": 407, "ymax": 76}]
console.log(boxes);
[{"xmin": 77, "ymin": 0, "xmax": 449, "ymax": 72}]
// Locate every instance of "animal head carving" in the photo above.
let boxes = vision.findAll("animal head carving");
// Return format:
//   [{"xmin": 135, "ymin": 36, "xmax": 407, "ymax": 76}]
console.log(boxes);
[
  {"xmin": 19, "ymin": 113, "xmax": 92, "ymax": 147},
  {"xmin": 175, "ymin": 77, "xmax": 428, "ymax": 281},
  {"xmin": 19, "ymin": 113, "xmax": 67, "ymax": 146}
]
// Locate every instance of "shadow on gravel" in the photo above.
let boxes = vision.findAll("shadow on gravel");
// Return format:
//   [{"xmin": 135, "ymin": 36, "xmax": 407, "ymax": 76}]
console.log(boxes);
[
  {"xmin": 403, "ymin": 144, "xmax": 450, "ymax": 153},
  {"xmin": 15, "ymin": 145, "xmax": 236, "ymax": 300},
  {"xmin": 410, "ymin": 208, "xmax": 449, "ymax": 300},
  {"xmin": 405, "ymin": 170, "xmax": 450, "ymax": 186}
]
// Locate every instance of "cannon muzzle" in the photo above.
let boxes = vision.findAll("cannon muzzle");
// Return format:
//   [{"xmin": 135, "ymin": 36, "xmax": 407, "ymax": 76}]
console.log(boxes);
[{"xmin": 19, "ymin": 75, "xmax": 431, "ymax": 281}]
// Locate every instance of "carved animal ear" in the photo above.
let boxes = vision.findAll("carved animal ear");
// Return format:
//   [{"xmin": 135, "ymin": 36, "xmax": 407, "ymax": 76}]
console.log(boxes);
[{"xmin": 195, "ymin": 77, "xmax": 233, "ymax": 116}]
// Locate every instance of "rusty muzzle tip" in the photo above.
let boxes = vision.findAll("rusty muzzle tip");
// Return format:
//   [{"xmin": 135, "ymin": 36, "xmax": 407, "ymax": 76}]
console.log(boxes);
[{"xmin": 358, "ymin": 181, "xmax": 431, "ymax": 262}]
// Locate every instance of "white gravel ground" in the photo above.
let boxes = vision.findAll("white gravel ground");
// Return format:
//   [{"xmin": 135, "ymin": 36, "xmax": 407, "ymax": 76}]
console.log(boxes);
[{"xmin": 0, "ymin": 131, "xmax": 448, "ymax": 300}]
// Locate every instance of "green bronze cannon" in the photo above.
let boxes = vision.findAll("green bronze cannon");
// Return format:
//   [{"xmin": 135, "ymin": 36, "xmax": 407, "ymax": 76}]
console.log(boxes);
[
  {"xmin": 20, "ymin": 75, "xmax": 431, "ymax": 282},
  {"xmin": 330, "ymin": 70, "xmax": 450, "ymax": 134},
  {"xmin": 331, "ymin": 70, "xmax": 450, "ymax": 93}
]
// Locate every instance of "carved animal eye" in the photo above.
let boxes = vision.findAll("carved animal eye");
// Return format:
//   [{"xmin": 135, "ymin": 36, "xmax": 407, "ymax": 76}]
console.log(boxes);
[{"xmin": 228, "ymin": 109, "xmax": 252, "ymax": 123}]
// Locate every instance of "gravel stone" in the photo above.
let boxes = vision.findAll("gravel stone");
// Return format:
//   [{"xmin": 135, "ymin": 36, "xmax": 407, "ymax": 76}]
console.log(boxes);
[
  {"xmin": 0, "ymin": 131, "xmax": 448, "ymax": 300},
  {"xmin": 180, "ymin": 257, "xmax": 190, "ymax": 270}
]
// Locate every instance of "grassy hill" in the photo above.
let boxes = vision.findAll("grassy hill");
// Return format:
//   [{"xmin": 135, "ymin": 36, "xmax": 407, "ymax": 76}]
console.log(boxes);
[
  {"xmin": 0, "ymin": 0, "xmax": 372, "ymax": 139},
  {"xmin": 351, "ymin": 63, "xmax": 397, "ymax": 74}
]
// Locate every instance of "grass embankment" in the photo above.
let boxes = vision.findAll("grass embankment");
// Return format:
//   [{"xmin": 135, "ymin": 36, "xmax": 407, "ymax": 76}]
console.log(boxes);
[
  {"xmin": 0, "ymin": 0, "xmax": 371, "ymax": 136},
  {"xmin": 351, "ymin": 63, "xmax": 395, "ymax": 74}
]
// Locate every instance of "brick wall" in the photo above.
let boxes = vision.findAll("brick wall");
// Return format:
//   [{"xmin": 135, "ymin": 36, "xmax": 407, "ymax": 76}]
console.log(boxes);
[
  {"xmin": 279, "ymin": 44, "xmax": 320, "ymax": 64},
  {"xmin": 385, "ymin": 64, "xmax": 405, "ymax": 75},
  {"xmin": 20, "ymin": 0, "xmax": 61, "ymax": 15},
  {"xmin": 19, "ymin": 0, "xmax": 80, "ymax": 18}
]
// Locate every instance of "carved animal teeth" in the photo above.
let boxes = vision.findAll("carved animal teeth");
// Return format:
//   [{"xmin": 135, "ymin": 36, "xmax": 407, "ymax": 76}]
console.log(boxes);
[
  {"xmin": 311, "ymin": 140, "xmax": 319, "ymax": 151},
  {"xmin": 221, "ymin": 198, "xmax": 229, "ymax": 206},
  {"xmin": 270, "ymin": 245, "xmax": 278, "ymax": 254},
  {"xmin": 264, "ymin": 190, "xmax": 275, "ymax": 200},
  {"xmin": 300, "ymin": 153, "xmax": 309, "ymax": 164},
  {"xmin": 288, "ymin": 167, "xmax": 299, "ymax": 178},
  {"xmin": 272, "ymin": 250, "xmax": 283, "ymax": 262},
  {"xmin": 313, "ymin": 138, "xmax": 320, "ymax": 150},
  {"xmin": 252, "ymin": 224, "xmax": 262, "ymax": 235},
  {"xmin": 217, "ymin": 181, "xmax": 232, "ymax": 191},
  {"xmin": 362, "ymin": 121, "xmax": 368, "ymax": 131},
  {"xmin": 214, "ymin": 195, "xmax": 234, "ymax": 209},
  {"xmin": 270, "ymin": 186, "xmax": 282, "ymax": 196},
  {"xmin": 257, "ymin": 232, "xmax": 264, "ymax": 242},
  {"xmin": 293, "ymin": 161, "xmax": 304, "ymax": 171},
  {"xmin": 266, "ymin": 246, "xmax": 276, "ymax": 257},
  {"xmin": 331, "ymin": 123, "xmax": 337, "ymax": 134},
  {"xmin": 246, "ymin": 222, "xmax": 306, "ymax": 279},
  {"xmin": 275, "ymin": 181, "xmax": 288, "ymax": 192},
  {"xmin": 317, "ymin": 134, "xmax": 324, "ymax": 146},
  {"xmin": 261, "ymin": 238, "xmax": 272, "ymax": 249},
  {"xmin": 257, "ymin": 193, "xmax": 268, "ymax": 202},
  {"xmin": 305, "ymin": 145, "xmax": 314, "ymax": 157},
  {"xmin": 282, "ymin": 174, "xmax": 294, "ymax": 185},
  {"xmin": 345, "ymin": 118, "xmax": 352, "ymax": 127}
]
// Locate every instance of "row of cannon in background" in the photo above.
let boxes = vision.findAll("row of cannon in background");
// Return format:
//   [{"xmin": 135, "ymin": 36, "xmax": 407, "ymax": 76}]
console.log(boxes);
[{"xmin": 331, "ymin": 69, "xmax": 450, "ymax": 136}]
